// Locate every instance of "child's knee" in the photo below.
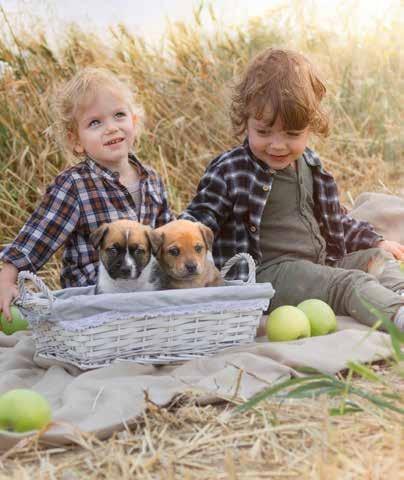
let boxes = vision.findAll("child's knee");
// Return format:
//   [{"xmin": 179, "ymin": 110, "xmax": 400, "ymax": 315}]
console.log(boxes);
[{"xmin": 366, "ymin": 248, "xmax": 395, "ymax": 278}]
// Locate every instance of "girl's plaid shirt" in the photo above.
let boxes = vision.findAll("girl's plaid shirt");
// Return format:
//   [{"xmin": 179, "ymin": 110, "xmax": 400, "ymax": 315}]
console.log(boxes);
[
  {"xmin": 0, "ymin": 154, "xmax": 174, "ymax": 287},
  {"xmin": 181, "ymin": 141, "xmax": 383, "ymax": 281}
]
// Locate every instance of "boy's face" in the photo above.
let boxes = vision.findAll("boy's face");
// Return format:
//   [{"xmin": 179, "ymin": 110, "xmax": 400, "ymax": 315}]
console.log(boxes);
[
  {"xmin": 247, "ymin": 114, "xmax": 309, "ymax": 170},
  {"xmin": 72, "ymin": 88, "xmax": 136, "ymax": 169}
]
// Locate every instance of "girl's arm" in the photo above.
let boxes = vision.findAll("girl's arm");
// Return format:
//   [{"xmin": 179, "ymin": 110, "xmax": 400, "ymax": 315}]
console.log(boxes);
[
  {"xmin": 0, "ymin": 174, "xmax": 80, "ymax": 289},
  {"xmin": 0, "ymin": 263, "xmax": 19, "ymax": 321}
]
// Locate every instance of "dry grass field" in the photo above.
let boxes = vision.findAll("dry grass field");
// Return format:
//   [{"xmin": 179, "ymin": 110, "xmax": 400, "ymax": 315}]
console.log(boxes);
[{"xmin": 0, "ymin": 2, "xmax": 403, "ymax": 478}]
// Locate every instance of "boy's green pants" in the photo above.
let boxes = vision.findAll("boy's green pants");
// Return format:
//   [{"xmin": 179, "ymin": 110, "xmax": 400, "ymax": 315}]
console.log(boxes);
[{"xmin": 256, "ymin": 248, "xmax": 404, "ymax": 327}]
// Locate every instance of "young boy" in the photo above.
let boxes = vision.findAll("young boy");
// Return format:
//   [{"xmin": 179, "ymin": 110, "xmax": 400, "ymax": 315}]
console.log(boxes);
[
  {"xmin": 0, "ymin": 68, "xmax": 174, "ymax": 319},
  {"xmin": 181, "ymin": 48, "xmax": 404, "ymax": 331}
]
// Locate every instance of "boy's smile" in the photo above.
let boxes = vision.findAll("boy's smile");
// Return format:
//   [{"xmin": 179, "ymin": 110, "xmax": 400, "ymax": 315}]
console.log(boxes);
[
  {"xmin": 72, "ymin": 88, "xmax": 137, "ymax": 170},
  {"xmin": 247, "ymin": 114, "xmax": 309, "ymax": 170}
]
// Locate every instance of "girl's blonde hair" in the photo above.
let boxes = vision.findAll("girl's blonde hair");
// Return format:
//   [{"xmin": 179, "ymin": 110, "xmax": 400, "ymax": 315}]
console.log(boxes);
[
  {"xmin": 52, "ymin": 67, "xmax": 144, "ymax": 154},
  {"xmin": 230, "ymin": 48, "xmax": 329, "ymax": 137}
]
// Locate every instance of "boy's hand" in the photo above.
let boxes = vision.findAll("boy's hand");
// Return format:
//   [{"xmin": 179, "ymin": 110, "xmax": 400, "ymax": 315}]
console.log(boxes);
[{"xmin": 376, "ymin": 240, "xmax": 404, "ymax": 261}]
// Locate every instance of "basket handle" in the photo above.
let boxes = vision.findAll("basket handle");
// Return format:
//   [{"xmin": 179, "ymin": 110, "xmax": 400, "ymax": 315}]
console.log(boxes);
[
  {"xmin": 220, "ymin": 253, "xmax": 256, "ymax": 284},
  {"xmin": 17, "ymin": 270, "xmax": 55, "ymax": 307}
]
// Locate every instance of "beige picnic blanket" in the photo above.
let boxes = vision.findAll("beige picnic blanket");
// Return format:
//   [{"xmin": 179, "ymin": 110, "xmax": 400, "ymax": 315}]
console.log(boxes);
[{"xmin": 0, "ymin": 192, "xmax": 402, "ymax": 450}]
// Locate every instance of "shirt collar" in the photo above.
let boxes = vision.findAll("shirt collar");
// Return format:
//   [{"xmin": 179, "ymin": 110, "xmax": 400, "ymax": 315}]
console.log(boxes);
[
  {"xmin": 243, "ymin": 138, "xmax": 273, "ymax": 173},
  {"xmin": 85, "ymin": 152, "xmax": 149, "ymax": 182},
  {"xmin": 302, "ymin": 148, "xmax": 322, "ymax": 167},
  {"xmin": 244, "ymin": 138, "xmax": 322, "ymax": 171}
]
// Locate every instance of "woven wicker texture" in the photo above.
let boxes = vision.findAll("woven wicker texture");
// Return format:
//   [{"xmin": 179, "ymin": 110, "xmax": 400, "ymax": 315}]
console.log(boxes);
[{"xmin": 16, "ymin": 254, "xmax": 274, "ymax": 368}]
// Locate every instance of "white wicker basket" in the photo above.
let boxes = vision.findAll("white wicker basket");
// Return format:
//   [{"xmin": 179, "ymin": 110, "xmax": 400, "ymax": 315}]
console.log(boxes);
[{"xmin": 15, "ymin": 253, "xmax": 274, "ymax": 369}]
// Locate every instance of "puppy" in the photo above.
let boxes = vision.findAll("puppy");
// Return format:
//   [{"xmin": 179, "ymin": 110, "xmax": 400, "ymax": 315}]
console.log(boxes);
[
  {"xmin": 90, "ymin": 219, "xmax": 157, "ymax": 294},
  {"xmin": 148, "ymin": 219, "xmax": 224, "ymax": 289}
]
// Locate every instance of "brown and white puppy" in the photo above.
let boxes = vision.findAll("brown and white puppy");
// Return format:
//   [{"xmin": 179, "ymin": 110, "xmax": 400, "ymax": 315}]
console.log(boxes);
[
  {"xmin": 90, "ymin": 219, "xmax": 157, "ymax": 294},
  {"xmin": 148, "ymin": 219, "xmax": 224, "ymax": 289}
]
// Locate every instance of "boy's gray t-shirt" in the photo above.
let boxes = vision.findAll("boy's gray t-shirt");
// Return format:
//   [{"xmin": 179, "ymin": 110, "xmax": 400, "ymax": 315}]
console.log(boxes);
[{"xmin": 259, "ymin": 156, "xmax": 327, "ymax": 266}]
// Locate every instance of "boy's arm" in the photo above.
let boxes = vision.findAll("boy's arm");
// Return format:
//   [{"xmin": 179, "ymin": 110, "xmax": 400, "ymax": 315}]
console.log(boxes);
[
  {"xmin": 340, "ymin": 205, "xmax": 383, "ymax": 252},
  {"xmin": 180, "ymin": 165, "xmax": 232, "ymax": 235},
  {"xmin": 0, "ymin": 175, "xmax": 80, "ymax": 274}
]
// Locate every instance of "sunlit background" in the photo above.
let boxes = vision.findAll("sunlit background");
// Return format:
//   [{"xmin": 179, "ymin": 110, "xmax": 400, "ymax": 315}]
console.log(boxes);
[
  {"xmin": 1, "ymin": 0, "xmax": 402, "ymax": 44},
  {"xmin": 0, "ymin": 0, "xmax": 403, "ymax": 289}
]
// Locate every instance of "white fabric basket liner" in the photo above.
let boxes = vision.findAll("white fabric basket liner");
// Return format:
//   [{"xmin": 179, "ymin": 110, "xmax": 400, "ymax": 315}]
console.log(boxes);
[
  {"xmin": 21, "ymin": 281, "xmax": 273, "ymax": 326},
  {"xmin": 55, "ymin": 298, "xmax": 269, "ymax": 332}
]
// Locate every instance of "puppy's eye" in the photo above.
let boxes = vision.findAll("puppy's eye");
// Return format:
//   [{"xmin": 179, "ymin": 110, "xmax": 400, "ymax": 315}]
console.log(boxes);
[
  {"xmin": 195, "ymin": 244, "xmax": 203, "ymax": 253},
  {"xmin": 128, "ymin": 246, "xmax": 145, "ymax": 256},
  {"xmin": 107, "ymin": 247, "xmax": 118, "ymax": 256},
  {"xmin": 168, "ymin": 247, "xmax": 180, "ymax": 256}
]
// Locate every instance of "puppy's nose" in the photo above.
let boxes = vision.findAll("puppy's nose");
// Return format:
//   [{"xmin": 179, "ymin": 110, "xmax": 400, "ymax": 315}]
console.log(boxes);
[
  {"xmin": 120, "ymin": 266, "xmax": 132, "ymax": 277},
  {"xmin": 185, "ymin": 262, "xmax": 197, "ymax": 274}
]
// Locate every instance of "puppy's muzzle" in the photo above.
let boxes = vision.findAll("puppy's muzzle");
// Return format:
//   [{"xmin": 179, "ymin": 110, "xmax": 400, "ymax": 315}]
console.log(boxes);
[
  {"xmin": 185, "ymin": 262, "xmax": 197, "ymax": 274},
  {"xmin": 118, "ymin": 265, "xmax": 133, "ymax": 279}
]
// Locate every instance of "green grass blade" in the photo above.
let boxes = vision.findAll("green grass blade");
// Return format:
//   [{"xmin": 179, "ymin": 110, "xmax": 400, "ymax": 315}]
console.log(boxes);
[
  {"xmin": 329, "ymin": 404, "xmax": 363, "ymax": 416},
  {"xmin": 235, "ymin": 375, "xmax": 326, "ymax": 413},
  {"xmin": 286, "ymin": 385, "xmax": 341, "ymax": 399},
  {"xmin": 359, "ymin": 298, "xmax": 404, "ymax": 362},
  {"xmin": 349, "ymin": 385, "xmax": 404, "ymax": 414},
  {"xmin": 347, "ymin": 361, "xmax": 384, "ymax": 383}
]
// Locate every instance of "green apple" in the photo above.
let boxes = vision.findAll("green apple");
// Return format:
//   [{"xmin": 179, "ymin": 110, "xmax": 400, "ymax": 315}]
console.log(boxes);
[
  {"xmin": 0, "ymin": 306, "xmax": 28, "ymax": 335},
  {"xmin": 297, "ymin": 299, "xmax": 337, "ymax": 336},
  {"xmin": 0, "ymin": 389, "xmax": 52, "ymax": 433},
  {"xmin": 266, "ymin": 306, "xmax": 311, "ymax": 341}
]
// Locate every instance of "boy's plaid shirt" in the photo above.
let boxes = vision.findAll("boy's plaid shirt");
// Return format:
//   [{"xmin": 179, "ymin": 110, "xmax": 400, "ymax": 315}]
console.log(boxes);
[
  {"xmin": 0, "ymin": 154, "xmax": 174, "ymax": 287},
  {"xmin": 181, "ymin": 141, "xmax": 383, "ymax": 281}
]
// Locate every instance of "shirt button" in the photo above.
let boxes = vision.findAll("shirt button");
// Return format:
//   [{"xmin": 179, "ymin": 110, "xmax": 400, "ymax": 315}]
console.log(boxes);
[
  {"xmin": 263, "ymin": 185, "xmax": 270, "ymax": 191},
  {"xmin": 249, "ymin": 225, "xmax": 257, "ymax": 233}
]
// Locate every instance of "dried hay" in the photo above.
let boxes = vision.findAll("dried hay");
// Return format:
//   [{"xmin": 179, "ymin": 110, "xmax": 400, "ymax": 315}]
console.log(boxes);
[{"xmin": 0, "ymin": 365, "xmax": 402, "ymax": 479}]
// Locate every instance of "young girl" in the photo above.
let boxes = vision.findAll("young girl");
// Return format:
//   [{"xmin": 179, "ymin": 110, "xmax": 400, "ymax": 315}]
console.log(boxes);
[
  {"xmin": 181, "ymin": 48, "xmax": 404, "ymax": 331},
  {"xmin": 0, "ymin": 68, "xmax": 174, "ymax": 319}
]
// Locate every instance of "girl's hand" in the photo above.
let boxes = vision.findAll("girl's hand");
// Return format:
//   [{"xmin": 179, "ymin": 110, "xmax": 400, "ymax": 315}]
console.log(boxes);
[
  {"xmin": 376, "ymin": 240, "xmax": 404, "ymax": 261},
  {"xmin": 0, "ymin": 285, "xmax": 19, "ymax": 321},
  {"xmin": 0, "ymin": 263, "xmax": 19, "ymax": 321}
]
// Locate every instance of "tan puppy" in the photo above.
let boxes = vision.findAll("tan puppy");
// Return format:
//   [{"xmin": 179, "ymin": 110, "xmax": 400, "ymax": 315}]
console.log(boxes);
[
  {"xmin": 148, "ymin": 219, "xmax": 224, "ymax": 289},
  {"xmin": 90, "ymin": 219, "xmax": 157, "ymax": 294}
]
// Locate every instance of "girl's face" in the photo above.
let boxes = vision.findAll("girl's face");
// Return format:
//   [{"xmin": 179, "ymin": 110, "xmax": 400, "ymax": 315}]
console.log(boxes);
[
  {"xmin": 247, "ymin": 113, "xmax": 309, "ymax": 170},
  {"xmin": 72, "ymin": 88, "xmax": 136, "ymax": 169}
]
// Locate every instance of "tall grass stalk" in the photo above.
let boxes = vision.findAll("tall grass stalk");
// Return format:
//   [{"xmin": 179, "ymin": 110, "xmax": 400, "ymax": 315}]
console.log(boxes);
[{"xmin": 0, "ymin": 3, "xmax": 403, "ymax": 287}]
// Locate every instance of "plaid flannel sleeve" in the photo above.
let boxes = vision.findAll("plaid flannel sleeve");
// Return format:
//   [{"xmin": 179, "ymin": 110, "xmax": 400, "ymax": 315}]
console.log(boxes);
[
  {"xmin": 0, "ymin": 175, "xmax": 80, "ymax": 272},
  {"xmin": 341, "ymin": 212, "xmax": 383, "ymax": 253},
  {"xmin": 180, "ymin": 163, "xmax": 233, "ymax": 234}
]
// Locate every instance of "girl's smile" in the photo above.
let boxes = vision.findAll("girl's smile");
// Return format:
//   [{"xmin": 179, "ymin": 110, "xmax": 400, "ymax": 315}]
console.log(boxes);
[{"xmin": 72, "ymin": 88, "xmax": 137, "ymax": 171}]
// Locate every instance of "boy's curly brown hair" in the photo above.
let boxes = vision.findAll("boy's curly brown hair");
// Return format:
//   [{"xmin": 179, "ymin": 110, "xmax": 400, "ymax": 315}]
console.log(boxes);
[{"xmin": 230, "ymin": 48, "xmax": 329, "ymax": 137}]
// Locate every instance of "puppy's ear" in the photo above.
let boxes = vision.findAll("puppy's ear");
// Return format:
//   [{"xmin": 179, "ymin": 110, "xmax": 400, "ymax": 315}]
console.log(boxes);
[
  {"xmin": 142, "ymin": 225, "xmax": 153, "ymax": 248},
  {"xmin": 147, "ymin": 230, "xmax": 165, "ymax": 257},
  {"xmin": 198, "ymin": 223, "xmax": 214, "ymax": 251},
  {"xmin": 90, "ymin": 224, "xmax": 109, "ymax": 249}
]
